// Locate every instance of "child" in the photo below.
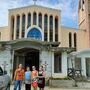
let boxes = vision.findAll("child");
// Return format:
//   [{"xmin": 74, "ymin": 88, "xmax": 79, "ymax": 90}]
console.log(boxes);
[{"xmin": 25, "ymin": 66, "xmax": 31, "ymax": 90}]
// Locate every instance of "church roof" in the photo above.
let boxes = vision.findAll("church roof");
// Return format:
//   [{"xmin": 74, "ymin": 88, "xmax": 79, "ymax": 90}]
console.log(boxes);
[{"xmin": 9, "ymin": 5, "xmax": 61, "ymax": 12}]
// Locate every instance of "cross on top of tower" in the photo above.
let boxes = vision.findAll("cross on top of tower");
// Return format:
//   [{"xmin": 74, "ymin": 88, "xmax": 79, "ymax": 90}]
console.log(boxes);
[{"xmin": 33, "ymin": 0, "xmax": 37, "ymax": 5}]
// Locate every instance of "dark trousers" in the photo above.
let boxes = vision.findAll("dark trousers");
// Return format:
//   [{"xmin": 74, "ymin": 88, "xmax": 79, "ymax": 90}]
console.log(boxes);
[{"xmin": 25, "ymin": 84, "xmax": 31, "ymax": 90}]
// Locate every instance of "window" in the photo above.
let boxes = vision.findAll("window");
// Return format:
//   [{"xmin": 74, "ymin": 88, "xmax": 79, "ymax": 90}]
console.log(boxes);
[
  {"xmin": 54, "ymin": 53, "xmax": 62, "ymax": 73},
  {"xmin": 50, "ymin": 15, "xmax": 53, "ymax": 42},
  {"xmin": 44, "ymin": 14, "xmax": 48, "ymax": 41},
  {"xmin": 69, "ymin": 32, "xmax": 72, "ymax": 47},
  {"xmin": 28, "ymin": 13, "xmax": 31, "ymax": 28},
  {"xmin": 33, "ymin": 12, "xmax": 37, "ymax": 25},
  {"xmin": 55, "ymin": 16, "xmax": 58, "ymax": 42},
  {"xmin": 27, "ymin": 28, "xmax": 42, "ymax": 40},
  {"xmin": 22, "ymin": 14, "xmax": 25, "ymax": 38},
  {"xmin": 74, "ymin": 33, "xmax": 77, "ymax": 48},
  {"xmin": 75, "ymin": 58, "xmax": 81, "ymax": 70},
  {"xmin": 38, "ymin": 13, "xmax": 42, "ymax": 28},
  {"xmin": 16, "ymin": 15, "xmax": 20, "ymax": 39},
  {"xmin": 11, "ymin": 16, "xmax": 14, "ymax": 40},
  {"xmin": 79, "ymin": 0, "xmax": 84, "ymax": 11}
]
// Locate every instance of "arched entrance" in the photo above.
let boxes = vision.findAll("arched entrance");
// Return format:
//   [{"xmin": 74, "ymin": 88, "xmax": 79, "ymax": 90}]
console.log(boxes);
[{"xmin": 13, "ymin": 48, "xmax": 39, "ymax": 72}]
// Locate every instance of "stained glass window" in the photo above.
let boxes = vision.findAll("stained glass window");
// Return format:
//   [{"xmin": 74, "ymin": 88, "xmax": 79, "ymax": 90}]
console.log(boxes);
[{"xmin": 27, "ymin": 28, "xmax": 42, "ymax": 40}]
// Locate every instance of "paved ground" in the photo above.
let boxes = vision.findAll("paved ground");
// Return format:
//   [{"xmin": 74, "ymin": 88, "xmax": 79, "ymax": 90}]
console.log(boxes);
[{"xmin": 10, "ymin": 85, "xmax": 90, "ymax": 90}]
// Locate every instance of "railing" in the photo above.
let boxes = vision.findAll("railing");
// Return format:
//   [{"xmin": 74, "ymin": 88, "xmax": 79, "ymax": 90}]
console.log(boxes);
[{"xmin": 68, "ymin": 68, "xmax": 82, "ymax": 80}]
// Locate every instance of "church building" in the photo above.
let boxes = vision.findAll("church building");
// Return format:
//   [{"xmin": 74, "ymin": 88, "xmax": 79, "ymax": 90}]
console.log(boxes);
[{"xmin": 0, "ymin": 0, "xmax": 90, "ymax": 79}]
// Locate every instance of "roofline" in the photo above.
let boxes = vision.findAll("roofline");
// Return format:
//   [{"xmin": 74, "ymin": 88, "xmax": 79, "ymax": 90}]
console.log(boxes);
[
  {"xmin": 0, "ymin": 38, "xmax": 60, "ymax": 46},
  {"xmin": 0, "ymin": 26, "xmax": 8, "ymax": 28},
  {"xmin": 61, "ymin": 26, "xmax": 78, "ymax": 30},
  {"xmin": 8, "ymin": 5, "xmax": 61, "ymax": 12}
]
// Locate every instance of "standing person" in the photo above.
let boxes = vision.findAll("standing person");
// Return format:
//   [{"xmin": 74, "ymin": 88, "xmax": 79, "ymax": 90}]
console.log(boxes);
[
  {"xmin": 25, "ymin": 66, "xmax": 31, "ymax": 90},
  {"xmin": 13, "ymin": 64, "xmax": 25, "ymax": 90},
  {"xmin": 31, "ymin": 66, "xmax": 38, "ymax": 90},
  {"xmin": 38, "ymin": 66, "xmax": 45, "ymax": 90}
]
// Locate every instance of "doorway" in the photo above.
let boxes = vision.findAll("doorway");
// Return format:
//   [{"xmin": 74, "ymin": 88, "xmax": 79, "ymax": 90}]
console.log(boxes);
[
  {"xmin": 13, "ymin": 48, "xmax": 39, "ymax": 78},
  {"xmin": 86, "ymin": 58, "xmax": 90, "ymax": 77},
  {"xmin": 25, "ymin": 49, "xmax": 39, "ymax": 71}
]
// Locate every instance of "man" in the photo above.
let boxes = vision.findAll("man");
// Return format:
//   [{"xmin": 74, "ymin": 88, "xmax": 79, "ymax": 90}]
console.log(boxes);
[{"xmin": 13, "ymin": 64, "xmax": 25, "ymax": 90}]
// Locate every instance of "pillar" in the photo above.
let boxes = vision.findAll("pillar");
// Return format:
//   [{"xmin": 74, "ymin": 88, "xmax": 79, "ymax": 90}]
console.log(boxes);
[
  {"xmin": 42, "ymin": 14, "xmax": 44, "ymax": 41},
  {"xmin": 25, "ymin": 13, "xmax": 28, "ymax": 31},
  {"xmin": 58, "ymin": 16, "xmax": 61, "ymax": 42},
  {"xmin": 14, "ymin": 15, "xmax": 16, "ymax": 40},
  {"xmin": 31, "ymin": 13, "xmax": 33, "ymax": 26},
  {"xmin": 19, "ymin": 14, "xmax": 22, "ymax": 38},
  {"xmin": 81, "ymin": 57, "xmax": 86, "ymax": 77},
  {"xmin": 62, "ymin": 52, "xmax": 68, "ymax": 76},
  {"xmin": 53, "ymin": 16, "xmax": 55, "ymax": 42},
  {"xmin": 48, "ymin": 15, "xmax": 50, "ymax": 42},
  {"xmin": 37, "ymin": 13, "xmax": 38, "ymax": 26}
]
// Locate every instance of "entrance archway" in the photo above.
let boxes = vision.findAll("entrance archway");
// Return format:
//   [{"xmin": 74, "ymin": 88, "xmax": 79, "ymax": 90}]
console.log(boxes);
[{"xmin": 13, "ymin": 48, "xmax": 39, "ymax": 74}]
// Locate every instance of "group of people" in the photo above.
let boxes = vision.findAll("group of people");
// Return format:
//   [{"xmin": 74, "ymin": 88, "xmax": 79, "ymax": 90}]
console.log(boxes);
[{"xmin": 13, "ymin": 64, "xmax": 45, "ymax": 90}]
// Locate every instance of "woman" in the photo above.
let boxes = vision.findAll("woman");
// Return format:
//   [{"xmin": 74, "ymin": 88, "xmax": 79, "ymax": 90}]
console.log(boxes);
[
  {"xmin": 31, "ymin": 66, "xmax": 38, "ymax": 90},
  {"xmin": 25, "ymin": 66, "xmax": 31, "ymax": 90},
  {"xmin": 38, "ymin": 66, "xmax": 45, "ymax": 90}
]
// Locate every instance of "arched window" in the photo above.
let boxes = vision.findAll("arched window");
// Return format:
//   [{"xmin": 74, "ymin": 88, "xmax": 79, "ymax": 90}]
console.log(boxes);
[
  {"xmin": 55, "ymin": 16, "xmax": 58, "ymax": 42},
  {"xmin": 11, "ymin": 16, "xmax": 14, "ymax": 40},
  {"xmin": 50, "ymin": 15, "xmax": 53, "ymax": 42},
  {"xmin": 44, "ymin": 14, "xmax": 48, "ymax": 41},
  {"xmin": 28, "ymin": 13, "xmax": 31, "ymax": 28},
  {"xmin": 16, "ymin": 15, "xmax": 20, "ymax": 39},
  {"xmin": 33, "ymin": 12, "xmax": 37, "ymax": 25},
  {"xmin": 69, "ymin": 32, "xmax": 72, "ymax": 47},
  {"xmin": 22, "ymin": 14, "xmax": 25, "ymax": 38},
  {"xmin": 74, "ymin": 33, "xmax": 77, "ymax": 48},
  {"xmin": 27, "ymin": 28, "xmax": 42, "ymax": 40},
  {"xmin": 38, "ymin": 13, "xmax": 42, "ymax": 28}
]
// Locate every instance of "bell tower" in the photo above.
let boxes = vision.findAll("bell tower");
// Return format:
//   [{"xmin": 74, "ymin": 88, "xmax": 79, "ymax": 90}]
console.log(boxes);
[
  {"xmin": 78, "ymin": 0, "xmax": 86, "ymax": 30},
  {"xmin": 78, "ymin": 0, "xmax": 90, "ymax": 47}
]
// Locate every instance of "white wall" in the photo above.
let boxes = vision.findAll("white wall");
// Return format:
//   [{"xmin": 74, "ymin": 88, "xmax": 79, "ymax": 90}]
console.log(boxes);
[
  {"xmin": 52, "ymin": 52, "xmax": 68, "ymax": 78},
  {"xmin": 68, "ymin": 51, "xmax": 90, "ymax": 77},
  {"xmin": 76, "ymin": 52, "xmax": 90, "ymax": 77},
  {"xmin": 0, "ymin": 49, "xmax": 11, "ymax": 76},
  {"xmin": 40, "ymin": 50, "xmax": 54, "ymax": 77}
]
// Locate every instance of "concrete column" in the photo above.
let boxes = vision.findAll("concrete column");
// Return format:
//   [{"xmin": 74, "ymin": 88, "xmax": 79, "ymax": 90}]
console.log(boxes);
[
  {"xmin": 58, "ymin": 16, "xmax": 61, "ymax": 43},
  {"xmin": 48, "ymin": 15, "xmax": 50, "ymax": 42},
  {"xmin": 37, "ymin": 13, "xmax": 38, "ymax": 26},
  {"xmin": 62, "ymin": 52, "xmax": 68, "ymax": 76},
  {"xmin": 81, "ymin": 57, "xmax": 86, "ymax": 77},
  {"xmin": 53, "ymin": 16, "xmax": 55, "ymax": 42},
  {"xmin": 42, "ymin": 14, "xmax": 44, "ymax": 41},
  {"xmin": 11, "ymin": 50, "xmax": 14, "ymax": 79},
  {"xmin": 19, "ymin": 14, "xmax": 22, "ymax": 39},
  {"xmin": 25, "ymin": 13, "xmax": 28, "ymax": 31},
  {"xmin": 14, "ymin": 15, "xmax": 17, "ymax": 40},
  {"xmin": 31, "ymin": 13, "xmax": 33, "ymax": 26},
  {"xmin": 52, "ymin": 51, "xmax": 54, "ymax": 76}
]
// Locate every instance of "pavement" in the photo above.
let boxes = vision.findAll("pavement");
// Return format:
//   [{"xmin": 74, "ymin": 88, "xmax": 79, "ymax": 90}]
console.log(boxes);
[{"xmin": 10, "ymin": 84, "xmax": 90, "ymax": 90}]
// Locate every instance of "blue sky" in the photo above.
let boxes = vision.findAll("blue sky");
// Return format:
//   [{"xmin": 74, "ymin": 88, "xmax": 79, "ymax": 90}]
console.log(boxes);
[{"xmin": 0, "ymin": 0, "xmax": 78, "ymax": 28}]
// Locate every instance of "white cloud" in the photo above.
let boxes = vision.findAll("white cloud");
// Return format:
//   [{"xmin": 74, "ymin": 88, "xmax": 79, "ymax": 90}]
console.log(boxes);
[{"xmin": 0, "ymin": 0, "xmax": 78, "ymax": 28}]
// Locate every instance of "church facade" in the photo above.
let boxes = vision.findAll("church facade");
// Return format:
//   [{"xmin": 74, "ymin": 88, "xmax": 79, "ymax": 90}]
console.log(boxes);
[{"xmin": 0, "ymin": 2, "xmax": 90, "ymax": 79}]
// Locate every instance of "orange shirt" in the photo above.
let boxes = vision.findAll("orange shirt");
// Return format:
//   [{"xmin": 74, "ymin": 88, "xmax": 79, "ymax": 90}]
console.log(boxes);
[
  {"xmin": 15, "ymin": 68, "xmax": 25, "ymax": 80},
  {"xmin": 31, "ymin": 71, "xmax": 38, "ymax": 79}
]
